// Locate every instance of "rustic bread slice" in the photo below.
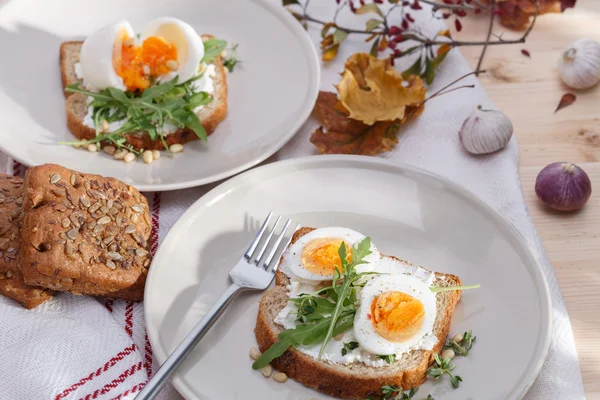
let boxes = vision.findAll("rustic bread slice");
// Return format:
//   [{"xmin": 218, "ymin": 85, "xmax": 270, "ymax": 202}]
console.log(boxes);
[
  {"xmin": 59, "ymin": 36, "xmax": 228, "ymax": 150},
  {"xmin": 255, "ymin": 227, "xmax": 462, "ymax": 399}
]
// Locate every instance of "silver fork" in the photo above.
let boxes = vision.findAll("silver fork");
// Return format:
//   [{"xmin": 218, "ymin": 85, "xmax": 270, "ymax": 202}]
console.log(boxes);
[{"xmin": 136, "ymin": 212, "xmax": 299, "ymax": 400}]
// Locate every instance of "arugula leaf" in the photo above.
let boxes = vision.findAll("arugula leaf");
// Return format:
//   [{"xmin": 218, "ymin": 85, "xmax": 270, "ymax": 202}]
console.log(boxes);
[
  {"xmin": 202, "ymin": 39, "xmax": 227, "ymax": 63},
  {"xmin": 141, "ymin": 77, "xmax": 179, "ymax": 100},
  {"xmin": 252, "ymin": 311, "xmax": 354, "ymax": 369},
  {"xmin": 430, "ymin": 284, "xmax": 480, "ymax": 293},
  {"xmin": 64, "ymin": 68, "xmax": 214, "ymax": 149},
  {"xmin": 318, "ymin": 238, "xmax": 372, "ymax": 359}
]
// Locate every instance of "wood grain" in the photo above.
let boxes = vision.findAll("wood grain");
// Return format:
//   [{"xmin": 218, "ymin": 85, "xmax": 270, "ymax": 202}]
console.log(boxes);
[{"xmin": 454, "ymin": 2, "xmax": 600, "ymax": 398}]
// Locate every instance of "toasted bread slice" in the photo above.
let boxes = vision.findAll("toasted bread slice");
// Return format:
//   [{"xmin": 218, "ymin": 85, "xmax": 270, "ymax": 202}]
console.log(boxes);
[
  {"xmin": 255, "ymin": 227, "xmax": 462, "ymax": 399},
  {"xmin": 59, "ymin": 36, "xmax": 228, "ymax": 150}
]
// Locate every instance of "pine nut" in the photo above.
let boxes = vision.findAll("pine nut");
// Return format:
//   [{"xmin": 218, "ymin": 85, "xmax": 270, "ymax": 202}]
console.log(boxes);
[
  {"xmin": 441, "ymin": 349, "xmax": 455, "ymax": 360},
  {"xmin": 170, "ymin": 144, "xmax": 184, "ymax": 153},
  {"xmin": 249, "ymin": 347, "xmax": 261, "ymax": 360},
  {"xmin": 142, "ymin": 65, "xmax": 151, "ymax": 75},
  {"xmin": 87, "ymin": 144, "xmax": 98, "ymax": 152},
  {"xmin": 103, "ymin": 145, "xmax": 116, "ymax": 155},
  {"xmin": 124, "ymin": 153, "xmax": 136, "ymax": 163},
  {"xmin": 166, "ymin": 60, "xmax": 179, "ymax": 71},
  {"xmin": 334, "ymin": 333, "xmax": 344, "ymax": 341},
  {"xmin": 124, "ymin": 37, "xmax": 135, "ymax": 47},
  {"xmin": 261, "ymin": 365, "xmax": 272, "ymax": 378},
  {"xmin": 142, "ymin": 150, "xmax": 153, "ymax": 164},
  {"xmin": 273, "ymin": 372, "xmax": 288, "ymax": 383},
  {"xmin": 113, "ymin": 150, "xmax": 128, "ymax": 160},
  {"xmin": 101, "ymin": 120, "xmax": 109, "ymax": 132},
  {"xmin": 452, "ymin": 333, "xmax": 464, "ymax": 343},
  {"xmin": 152, "ymin": 150, "xmax": 161, "ymax": 160},
  {"xmin": 5, "ymin": 270, "xmax": 12, "ymax": 278}
]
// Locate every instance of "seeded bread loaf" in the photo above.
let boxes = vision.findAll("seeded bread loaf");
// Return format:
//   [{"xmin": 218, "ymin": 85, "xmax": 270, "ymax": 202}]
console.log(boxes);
[
  {"xmin": 255, "ymin": 227, "xmax": 462, "ymax": 399},
  {"xmin": 59, "ymin": 35, "xmax": 228, "ymax": 151},
  {"xmin": 0, "ymin": 174, "xmax": 54, "ymax": 308},
  {"xmin": 19, "ymin": 164, "xmax": 152, "ymax": 296}
]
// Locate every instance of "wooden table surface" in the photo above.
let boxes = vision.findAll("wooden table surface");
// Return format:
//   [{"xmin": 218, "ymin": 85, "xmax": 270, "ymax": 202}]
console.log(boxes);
[{"xmin": 455, "ymin": 2, "xmax": 600, "ymax": 398}]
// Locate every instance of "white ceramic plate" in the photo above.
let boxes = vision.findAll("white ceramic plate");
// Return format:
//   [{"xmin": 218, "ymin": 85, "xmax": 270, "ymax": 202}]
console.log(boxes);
[
  {"xmin": 145, "ymin": 156, "xmax": 551, "ymax": 400},
  {"xmin": 0, "ymin": 0, "xmax": 319, "ymax": 191}
]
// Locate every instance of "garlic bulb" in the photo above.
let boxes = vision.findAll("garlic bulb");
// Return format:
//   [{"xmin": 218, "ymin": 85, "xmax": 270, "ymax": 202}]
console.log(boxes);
[
  {"xmin": 557, "ymin": 38, "xmax": 600, "ymax": 90},
  {"xmin": 459, "ymin": 106, "xmax": 513, "ymax": 155}
]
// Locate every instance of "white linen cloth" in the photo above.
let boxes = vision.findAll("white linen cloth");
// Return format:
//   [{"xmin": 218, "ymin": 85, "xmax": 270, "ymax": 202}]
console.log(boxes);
[{"xmin": 0, "ymin": 1, "xmax": 585, "ymax": 399}]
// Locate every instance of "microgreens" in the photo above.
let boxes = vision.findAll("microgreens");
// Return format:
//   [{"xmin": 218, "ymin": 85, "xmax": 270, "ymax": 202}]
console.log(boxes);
[
  {"xmin": 252, "ymin": 237, "xmax": 372, "ymax": 369},
  {"xmin": 444, "ymin": 330, "xmax": 476, "ymax": 357},
  {"xmin": 60, "ymin": 39, "xmax": 234, "ymax": 152},
  {"xmin": 341, "ymin": 341, "xmax": 359, "ymax": 356},
  {"xmin": 427, "ymin": 353, "xmax": 463, "ymax": 389},
  {"xmin": 61, "ymin": 75, "xmax": 211, "ymax": 150}
]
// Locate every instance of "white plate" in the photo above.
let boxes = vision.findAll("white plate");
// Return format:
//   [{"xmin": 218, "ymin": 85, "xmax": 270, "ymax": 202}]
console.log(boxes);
[
  {"xmin": 145, "ymin": 156, "xmax": 551, "ymax": 400},
  {"xmin": 0, "ymin": 0, "xmax": 319, "ymax": 191}
]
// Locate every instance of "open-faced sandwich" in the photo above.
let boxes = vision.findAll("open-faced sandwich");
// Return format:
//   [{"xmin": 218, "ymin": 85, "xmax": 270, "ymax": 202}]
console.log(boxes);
[
  {"xmin": 59, "ymin": 18, "xmax": 228, "ymax": 162},
  {"xmin": 253, "ymin": 227, "xmax": 474, "ymax": 399}
]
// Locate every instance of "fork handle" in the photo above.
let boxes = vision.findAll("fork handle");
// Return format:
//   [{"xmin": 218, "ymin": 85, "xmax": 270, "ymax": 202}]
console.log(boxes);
[{"xmin": 136, "ymin": 283, "xmax": 242, "ymax": 400}]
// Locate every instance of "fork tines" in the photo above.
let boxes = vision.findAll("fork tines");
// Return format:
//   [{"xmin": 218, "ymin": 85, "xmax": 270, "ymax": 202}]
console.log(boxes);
[{"xmin": 244, "ymin": 212, "xmax": 298, "ymax": 271}]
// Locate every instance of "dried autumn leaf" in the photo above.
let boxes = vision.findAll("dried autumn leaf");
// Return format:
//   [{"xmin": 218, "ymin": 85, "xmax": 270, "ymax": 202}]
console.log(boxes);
[
  {"xmin": 554, "ymin": 93, "xmax": 576, "ymax": 113},
  {"xmin": 311, "ymin": 121, "xmax": 401, "ymax": 155},
  {"xmin": 336, "ymin": 53, "xmax": 426, "ymax": 125},
  {"xmin": 313, "ymin": 92, "xmax": 369, "ymax": 134},
  {"xmin": 310, "ymin": 91, "xmax": 405, "ymax": 155},
  {"xmin": 492, "ymin": 0, "xmax": 575, "ymax": 30}
]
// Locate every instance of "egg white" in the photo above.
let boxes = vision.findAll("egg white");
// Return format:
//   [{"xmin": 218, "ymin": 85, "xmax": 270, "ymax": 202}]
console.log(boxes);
[
  {"xmin": 279, "ymin": 227, "xmax": 380, "ymax": 283},
  {"xmin": 80, "ymin": 20, "xmax": 134, "ymax": 91},
  {"xmin": 353, "ymin": 274, "xmax": 437, "ymax": 356},
  {"xmin": 142, "ymin": 17, "xmax": 205, "ymax": 84}
]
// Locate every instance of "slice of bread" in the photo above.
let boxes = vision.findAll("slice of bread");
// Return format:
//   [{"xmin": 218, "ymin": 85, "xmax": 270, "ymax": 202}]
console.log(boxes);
[
  {"xmin": 59, "ymin": 36, "xmax": 228, "ymax": 150},
  {"xmin": 255, "ymin": 227, "xmax": 462, "ymax": 399}
]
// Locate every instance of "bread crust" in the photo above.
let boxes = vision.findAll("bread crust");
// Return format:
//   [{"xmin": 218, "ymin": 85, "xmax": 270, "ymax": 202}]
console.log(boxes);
[
  {"xmin": 60, "ymin": 38, "xmax": 228, "ymax": 150},
  {"xmin": 0, "ymin": 174, "xmax": 54, "ymax": 308},
  {"xmin": 255, "ymin": 227, "xmax": 462, "ymax": 399},
  {"xmin": 19, "ymin": 164, "xmax": 152, "ymax": 296}
]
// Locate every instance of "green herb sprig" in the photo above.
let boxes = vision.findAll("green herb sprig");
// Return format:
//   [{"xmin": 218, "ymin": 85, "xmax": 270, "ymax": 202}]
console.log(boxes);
[
  {"xmin": 378, "ymin": 354, "xmax": 397, "ymax": 364},
  {"xmin": 366, "ymin": 385, "xmax": 434, "ymax": 400},
  {"xmin": 341, "ymin": 341, "xmax": 359, "ymax": 356},
  {"xmin": 444, "ymin": 330, "xmax": 476, "ymax": 356},
  {"xmin": 427, "ymin": 353, "xmax": 463, "ymax": 389},
  {"xmin": 223, "ymin": 43, "xmax": 241, "ymax": 72}
]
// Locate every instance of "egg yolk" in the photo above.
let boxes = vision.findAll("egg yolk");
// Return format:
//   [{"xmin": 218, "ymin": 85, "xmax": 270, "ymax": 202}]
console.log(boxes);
[
  {"xmin": 301, "ymin": 238, "xmax": 352, "ymax": 276},
  {"xmin": 370, "ymin": 291, "xmax": 425, "ymax": 342},
  {"xmin": 114, "ymin": 35, "xmax": 178, "ymax": 92}
]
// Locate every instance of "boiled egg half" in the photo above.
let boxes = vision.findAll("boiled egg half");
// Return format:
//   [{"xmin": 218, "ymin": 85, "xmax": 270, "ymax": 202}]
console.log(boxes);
[
  {"xmin": 79, "ymin": 18, "xmax": 205, "ymax": 92},
  {"xmin": 353, "ymin": 274, "xmax": 437, "ymax": 356},
  {"xmin": 280, "ymin": 227, "xmax": 380, "ymax": 283}
]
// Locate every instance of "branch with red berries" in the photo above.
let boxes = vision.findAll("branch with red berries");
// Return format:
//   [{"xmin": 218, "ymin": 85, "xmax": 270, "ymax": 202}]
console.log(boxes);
[{"xmin": 284, "ymin": 0, "xmax": 576, "ymax": 83}]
